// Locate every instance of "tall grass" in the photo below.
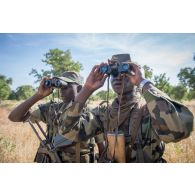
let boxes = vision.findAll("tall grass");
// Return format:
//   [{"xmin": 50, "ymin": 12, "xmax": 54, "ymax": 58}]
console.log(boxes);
[{"xmin": 0, "ymin": 101, "xmax": 41, "ymax": 162}]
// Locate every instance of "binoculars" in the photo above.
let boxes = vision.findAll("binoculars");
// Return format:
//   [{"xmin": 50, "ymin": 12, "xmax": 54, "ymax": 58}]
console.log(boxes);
[
  {"xmin": 99, "ymin": 62, "xmax": 131, "ymax": 77},
  {"xmin": 44, "ymin": 78, "xmax": 68, "ymax": 88}
]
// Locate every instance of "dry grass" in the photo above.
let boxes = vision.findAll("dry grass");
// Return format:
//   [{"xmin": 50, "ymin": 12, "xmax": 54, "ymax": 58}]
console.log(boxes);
[
  {"xmin": 0, "ymin": 101, "xmax": 44, "ymax": 162},
  {"xmin": 0, "ymin": 100, "xmax": 195, "ymax": 163},
  {"xmin": 164, "ymin": 100, "xmax": 195, "ymax": 162}
]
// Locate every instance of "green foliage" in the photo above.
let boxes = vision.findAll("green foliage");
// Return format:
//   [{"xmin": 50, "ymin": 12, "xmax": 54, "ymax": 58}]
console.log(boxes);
[
  {"xmin": 142, "ymin": 65, "xmax": 195, "ymax": 101},
  {"xmin": 95, "ymin": 90, "xmax": 107, "ymax": 100},
  {"xmin": 177, "ymin": 67, "xmax": 195, "ymax": 90},
  {"xmin": 8, "ymin": 90, "xmax": 18, "ymax": 100},
  {"xmin": 15, "ymin": 85, "xmax": 35, "ymax": 100},
  {"xmin": 0, "ymin": 74, "xmax": 12, "ymax": 101},
  {"xmin": 90, "ymin": 90, "xmax": 117, "ymax": 101},
  {"xmin": 153, "ymin": 73, "xmax": 172, "ymax": 94},
  {"xmin": 29, "ymin": 49, "xmax": 83, "ymax": 83},
  {"xmin": 186, "ymin": 90, "xmax": 195, "ymax": 100},
  {"xmin": 88, "ymin": 94, "xmax": 100, "ymax": 101},
  {"xmin": 143, "ymin": 65, "xmax": 153, "ymax": 79},
  {"xmin": 169, "ymin": 84, "xmax": 188, "ymax": 101}
]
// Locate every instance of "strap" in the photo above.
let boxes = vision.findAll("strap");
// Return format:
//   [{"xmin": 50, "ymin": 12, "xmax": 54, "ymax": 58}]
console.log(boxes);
[
  {"xmin": 135, "ymin": 129, "xmax": 145, "ymax": 163},
  {"xmin": 126, "ymin": 101, "xmax": 144, "ymax": 162},
  {"xmin": 75, "ymin": 142, "xmax": 81, "ymax": 163}
]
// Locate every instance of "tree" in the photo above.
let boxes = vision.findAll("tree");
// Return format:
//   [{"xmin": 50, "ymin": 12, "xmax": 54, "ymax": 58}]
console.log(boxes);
[
  {"xmin": 8, "ymin": 90, "xmax": 18, "ymax": 100},
  {"xmin": 143, "ymin": 65, "xmax": 153, "ymax": 79},
  {"xmin": 30, "ymin": 49, "xmax": 83, "ymax": 83},
  {"xmin": 177, "ymin": 67, "xmax": 195, "ymax": 100},
  {"xmin": 93, "ymin": 90, "xmax": 117, "ymax": 101},
  {"xmin": 177, "ymin": 67, "xmax": 195, "ymax": 90},
  {"xmin": 153, "ymin": 73, "xmax": 172, "ymax": 94},
  {"xmin": 186, "ymin": 90, "xmax": 195, "ymax": 100},
  {"xmin": 15, "ymin": 85, "xmax": 35, "ymax": 100},
  {"xmin": 0, "ymin": 74, "xmax": 12, "ymax": 102},
  {"xmin": 169, "ymin": 84, "xmax": 188, "ymax": 101},
  {"xmin": 95, "ymin": 90, "xmax": 108, "ymax": 100}
]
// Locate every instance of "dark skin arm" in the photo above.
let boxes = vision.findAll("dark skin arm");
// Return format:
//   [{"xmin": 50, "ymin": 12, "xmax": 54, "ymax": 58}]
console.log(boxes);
[
  {"xmin": 75, "ymin": 64, "xmax": 107, "ymax": 104},
  {"xmin": 8, "ymin": 77, "xmax": 53, "ymax": 122}
]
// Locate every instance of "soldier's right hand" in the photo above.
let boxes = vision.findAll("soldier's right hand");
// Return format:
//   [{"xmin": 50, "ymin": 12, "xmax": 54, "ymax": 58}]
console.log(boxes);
[
  {"xmin": 84, "ymin": 64, "xmax": 108, "ymax": 92},
  {"xmin": 36, "ymin": 77, "xmax": 53, "ymax": 99}
]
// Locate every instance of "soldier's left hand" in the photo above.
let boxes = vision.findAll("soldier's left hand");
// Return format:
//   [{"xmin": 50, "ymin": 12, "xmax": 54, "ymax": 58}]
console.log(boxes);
[{"xmin": 126, "ymin": 63, "xmax": 144, "ymax": 86}]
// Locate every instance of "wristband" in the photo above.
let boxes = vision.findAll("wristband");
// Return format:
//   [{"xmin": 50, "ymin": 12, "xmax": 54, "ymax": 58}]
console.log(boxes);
[{"xmin": 139, "ymin": 79, "xmax": 152, "ymax": 93}]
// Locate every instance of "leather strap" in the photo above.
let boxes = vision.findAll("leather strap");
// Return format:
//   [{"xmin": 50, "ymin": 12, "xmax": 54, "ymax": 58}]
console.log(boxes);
[
  {"xmin": 126, "ymin": 101, "xmax": 144, "ymax": 162},
  {"xmin": 75, "ymin": 142, "xmax": 81, "ymax": 163}
]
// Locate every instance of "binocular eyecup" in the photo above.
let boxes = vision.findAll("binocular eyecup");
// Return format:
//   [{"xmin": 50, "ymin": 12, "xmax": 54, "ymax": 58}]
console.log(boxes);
[
  {"xmin": 99, "ymin": 63, "xmax": 130, "ymax": 77},
  {"xmin": 44, "ymin": 78, "xmax": 68, "ymax": 88}
]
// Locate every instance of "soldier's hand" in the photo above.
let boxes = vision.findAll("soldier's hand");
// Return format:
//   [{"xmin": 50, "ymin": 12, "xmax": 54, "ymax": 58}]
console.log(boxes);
[
  {"xmin": 36, "ymin": 77, "xmax": 53, "ymax": 99},
  {"xmin": 126, "ymin": 63, "xmax": 144, "ymax": 86},
  {"xmin": 84, "ymin": 64, "xmax": 108, "ymax": 92}
]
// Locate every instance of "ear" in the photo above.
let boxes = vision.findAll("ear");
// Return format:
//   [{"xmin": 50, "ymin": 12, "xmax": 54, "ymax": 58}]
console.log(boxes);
[{"xmin": 77, "ymin": 85, "xmax": 82, "ymax": 92}]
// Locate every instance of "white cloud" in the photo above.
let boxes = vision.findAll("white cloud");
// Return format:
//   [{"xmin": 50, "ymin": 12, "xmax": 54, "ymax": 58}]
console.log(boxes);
[{"xmin": 58, "ymin": 33, "xmax": 194, "ymax": 85}]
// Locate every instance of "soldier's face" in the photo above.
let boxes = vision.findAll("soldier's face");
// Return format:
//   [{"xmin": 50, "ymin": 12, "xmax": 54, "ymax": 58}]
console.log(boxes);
[
  {"xmin": 111, "ymin": 74, "xmax": 134, "ymax": 95},
  {"xmin": 60, "ymin": 83, "xmax": 81, "ymax": 102}
]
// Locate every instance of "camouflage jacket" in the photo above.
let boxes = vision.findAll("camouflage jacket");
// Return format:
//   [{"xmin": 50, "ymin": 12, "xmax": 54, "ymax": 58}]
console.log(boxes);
[
  {"xmin": 59, "ymin": 86, "xmax": 194, "ymax": 163},
  {"xmin": 28, "ymin": 101, "xmax": 104, "ymax": 163}
]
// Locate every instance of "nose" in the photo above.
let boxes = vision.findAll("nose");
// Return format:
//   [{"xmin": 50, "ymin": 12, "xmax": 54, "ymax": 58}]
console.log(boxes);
[{"xmin": 111, "ymin": 73, "xmax": 123, "ymax": 82}]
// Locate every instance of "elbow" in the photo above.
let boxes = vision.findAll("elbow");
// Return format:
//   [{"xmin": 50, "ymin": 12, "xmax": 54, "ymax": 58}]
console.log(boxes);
[
  {"xmin": 176, "ymin": 116, "xmax": 194, "ymax": 141},
  {"xmin": 171, "ymin": 127, "xmax": 193, "ymax": 143},
  {"xmin": 8, "ymin": 112, "xmax": 23, "ymax": 122},
  {"xmin": 8, "ymin": 113, "xmax": 15, "ymax": 121}
]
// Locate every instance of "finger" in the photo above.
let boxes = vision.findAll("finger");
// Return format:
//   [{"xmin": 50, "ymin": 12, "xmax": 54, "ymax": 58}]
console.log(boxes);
[
  {"xmin": 101, "ymin": 74, "xmax": 108, "ymax": 84},
  {"xmin": 91, "ymin": 65, "xmax": 99, "ymax": 74},
  {"xmin": 41, "ymin": 76, "xmax": 50, "ymax": 86},
  {"xmin": 130, "ymin": 64, "xmax": 139, "ymax": 76},
  {"xmin": 93, "ymin": 65, "xmax": 102, "ymax": 76},
  {"xmin": 94, "ymin": 63, "xmax": 106, "ymax": 77},
  {"xmin": 98, "ymin": 62, "xmax": 108, "ymax": 76},
  {"xmin": 40, "ymin": 78, "xmax": 46, "ymax": 86}
]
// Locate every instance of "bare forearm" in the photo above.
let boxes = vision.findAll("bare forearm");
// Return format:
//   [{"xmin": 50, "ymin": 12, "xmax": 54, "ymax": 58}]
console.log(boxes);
[{"xmin": 8, "ymin": 93, "xmax": 43, "ymax": 122}]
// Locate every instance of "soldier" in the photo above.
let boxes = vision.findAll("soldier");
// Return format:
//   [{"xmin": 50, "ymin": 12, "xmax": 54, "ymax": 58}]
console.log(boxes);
[
  {"xmin": 59, "ymin": 54, "xmax": 194, "ymax": 163},
  {"xmin": 8, "ymin": 71, "xmax": 105, "ymax": 163}
]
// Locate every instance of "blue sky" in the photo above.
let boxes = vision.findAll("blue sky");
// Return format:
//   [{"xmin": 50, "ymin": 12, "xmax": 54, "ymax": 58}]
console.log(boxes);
[{"xmin": 0, "ymin": 33, "xmax": 195, "ymax": 90}]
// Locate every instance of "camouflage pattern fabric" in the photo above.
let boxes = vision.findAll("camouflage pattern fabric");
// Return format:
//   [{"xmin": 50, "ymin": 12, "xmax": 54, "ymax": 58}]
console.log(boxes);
[
  {"xmin": 59, "ymin": 85, "xmax": 194, "ymax": 163},
  {"xmin": 28, "ymin": 101, "xmax": 104, "ymax": 163}
]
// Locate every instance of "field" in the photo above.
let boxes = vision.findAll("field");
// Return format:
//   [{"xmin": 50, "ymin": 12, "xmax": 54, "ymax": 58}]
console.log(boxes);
[{"xmin": 0, "ymin": 100, "xmax": 195, "ymax": 163}]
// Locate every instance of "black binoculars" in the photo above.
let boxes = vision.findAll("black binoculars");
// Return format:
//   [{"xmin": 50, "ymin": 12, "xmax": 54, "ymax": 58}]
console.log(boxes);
[
  {"xmin": 44, "ymin": 78, "xmax": 68, "ymax": 88},
  {"xmin": 99, "ymin": 62, "xmax": 131, "ymax": 77}
]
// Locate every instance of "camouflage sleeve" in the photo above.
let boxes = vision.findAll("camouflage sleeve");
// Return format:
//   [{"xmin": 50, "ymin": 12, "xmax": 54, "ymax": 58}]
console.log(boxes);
[
  {"xmin": 27, "ymin": 103, "xmax": 49, "ymax": 123},
  {"xmin": 28, "ymin": 108, "xmax": 42, "ymax": 123},
  {"xmin": 143, "ymin": 85, "xmax": 194, "ymax": 143},
  {"xmin": 59, "ymin": 102, "xmax": 104, "ymax": 141}
]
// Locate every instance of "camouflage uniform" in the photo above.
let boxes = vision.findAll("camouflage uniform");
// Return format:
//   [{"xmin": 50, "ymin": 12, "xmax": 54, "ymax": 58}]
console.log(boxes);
[
  {"xmin": 28, "ymin": 101, "xmax": 104, "ymax": 163},
  {"xmin": 59, "ymin": 85, "xmax": 194, "ymax": 163}
]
